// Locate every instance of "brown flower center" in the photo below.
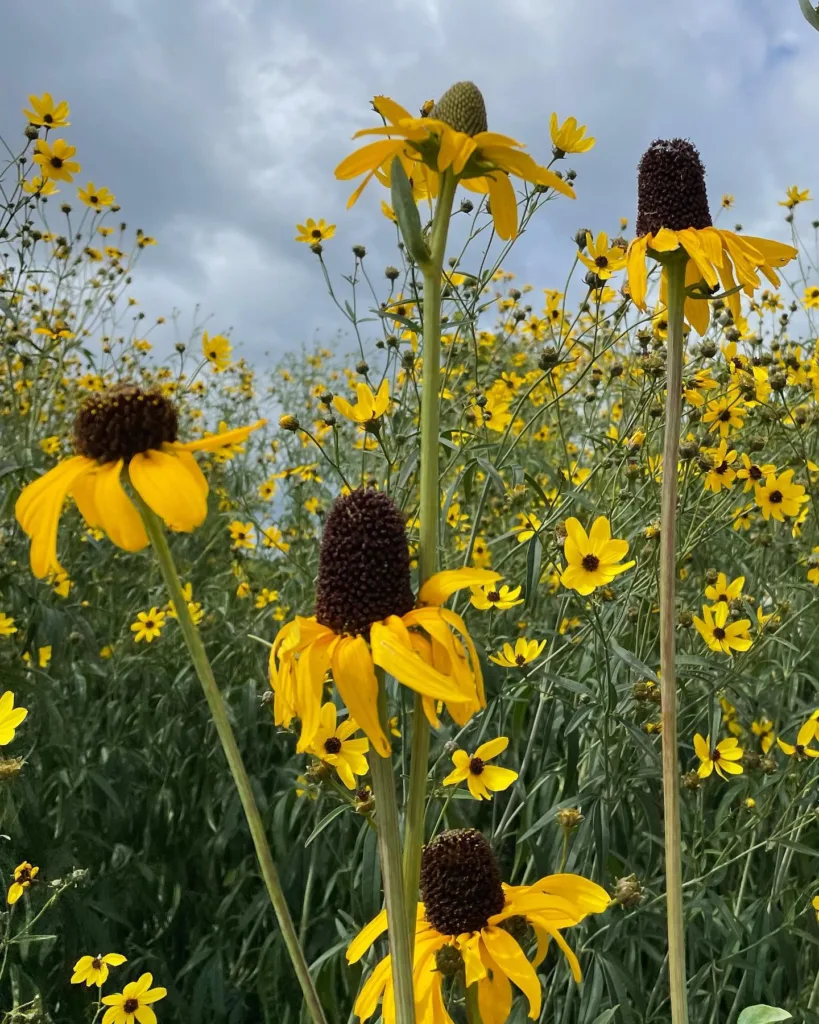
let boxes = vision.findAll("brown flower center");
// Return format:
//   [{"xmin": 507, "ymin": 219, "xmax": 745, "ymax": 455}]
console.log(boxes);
[
  {"xmin": 469, "ymin": 757, "xmax": 485, "ymax": 775},
  {"xmin": 123, "ymin": 998, "xmax": 139, "ymax": 1013},
  {"xmin": 582, "ymin": 554, "xmax": 600, "ymax": 572},
  {"xmin": 712, "ymin": 627, "xmax": 726, "ymax": 640},
  {"xmin": 73, "ymin": 386, "xmax": 179, "ymax": 463},
  {"xmin": 769, "ymin": 490, "xmax": 783, "ymax": 504},
  {"xmin": 324, "ymin": 737, "xmax": 342, "ymax": 755}
]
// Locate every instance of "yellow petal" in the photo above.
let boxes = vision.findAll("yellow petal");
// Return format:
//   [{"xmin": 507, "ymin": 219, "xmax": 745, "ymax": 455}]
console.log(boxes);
[
  {"xmin": 481, "ymin": 927, "xmax": 542, "ymax": 1017},
  {"xmin": 174, "ymin": 420, "xmax": 265, "ymax": 452},
  {"xmin": 93, "ymin": 460, "xmax": 149, "ymax": 552},
  {"xmin": 419, "ymin": 568, "xmax": 500, "ymax": 606},
  {"xmin": 370, "ymin": 619, "xmax": 472, "ymax": 704},
  {"xmin": 650, "ymin": 228, "xmax": 680, "ymax": 252},
  {"xmin": 626, "ymin": 236, "xmax": 649, "ymax": 309},
  {"xmin": 331, "ymin": 635, "xmax": 390, "ymax": 757},
  {"xmin": 347, "ymin": 909, "xmax": 388, "ymax": 964},
  {"xmin": 129, "ymin": 449, "xmax": 208, "ymax": 532},
  {"xmin": 473, "ymin": 736, "xmax": 509, "ymax": 762}
]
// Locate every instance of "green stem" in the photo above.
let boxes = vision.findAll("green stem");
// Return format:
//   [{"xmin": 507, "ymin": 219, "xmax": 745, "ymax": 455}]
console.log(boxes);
[
  {"xmin": 370, "ymin": 672, "xmax": 416, "ymax": 1024},
  {"xmin": 137, "ymin": 503, "xmax": 328, "ymax": 1024},
  {"xmin": 658, "ymin": 255, "xmax": 689, "ymax": 1024},
  {"xmin": 465, "ymin": 982, "xmax": 482, "ymax": 1023},
  {"xmin": 403, "ymin": 170, "xmax": 459, "ymax": 935}
]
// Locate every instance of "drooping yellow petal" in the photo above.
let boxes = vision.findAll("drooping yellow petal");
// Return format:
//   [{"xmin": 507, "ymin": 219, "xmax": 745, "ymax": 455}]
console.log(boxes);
[
  {"xmin": 419, "ymin": 568, "xmax": 500, "ymax": 606},
  {"xmin": 331, "ymin": 635, "xmax": 390, "ymax": 757},
  {"xmin": 174, "ymin": 419, "xmax": 265, "ymax": 452},
  {"xmin": 477, "ymin": 943, "xmax": 513, "ymax": 1024},
  {"xmin": 92, "ymin": 460, "xmax": 150, "ymax": 551},
  {"xmin": 335, "ymin": 139, "xmax": 404, "ymax": 180},
  {"xmin": 650, "ymin": 228, "xmax": 680, "ymax": 252},
  {"xmin": 626, "ymin": 235, "xmax": 649, "ymax": 309},
  {"xmin": 473, "ymin": 736, "xmax": 509, "ymax": 762},
  {"xmin": 485, "ymin": 171, "xmax": 518, "ymax": 241},
  {"xmin": 129, "ymin": 449, "xmax": 208, "ymax": 532},
  {"xmin": 481, "ymin": 927, "xmax": 542, "ymax": 1018},
  {"xmin": 370, "ymin": 619, "xmax": 472, "ymax": 705},
  {"xmin": 347, "ymin": 908, "xmax": 388, "ymax": 963}
]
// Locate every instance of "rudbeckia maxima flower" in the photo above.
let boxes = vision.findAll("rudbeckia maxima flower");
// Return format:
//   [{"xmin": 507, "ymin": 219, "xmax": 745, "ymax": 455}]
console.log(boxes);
[
  {"xmin": 16, "ymin": 386, "xmax": 264, "ymax": 579},
  {"xmin": 269, "ymin": 489, "xmax": 498, "ymax": 756}
]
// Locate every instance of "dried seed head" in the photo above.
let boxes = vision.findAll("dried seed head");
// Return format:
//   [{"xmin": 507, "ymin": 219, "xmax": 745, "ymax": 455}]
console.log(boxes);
[
  {"xmin": 420, "ymin": 828, "xmax": 505, "ymax": 935},
  {"xmin": 636, "ymin": 139, "xmax": 712, "ymax": 238},
  {"xmin": 73, "ymin": 386, "xmax": 178, "ymax": 462},
  {"xmin": 314, "ymin": 488, "xmax": 415, "ymax": 636},
  {"xmin": 432, "ymin": 82, "xmax": 488, "ymax": 137}
]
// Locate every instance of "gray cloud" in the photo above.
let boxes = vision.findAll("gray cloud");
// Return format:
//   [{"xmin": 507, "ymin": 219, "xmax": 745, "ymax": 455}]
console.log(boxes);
[{"xmin": 2, "ymin": 0, "xmax": 817, "ymax": 362}]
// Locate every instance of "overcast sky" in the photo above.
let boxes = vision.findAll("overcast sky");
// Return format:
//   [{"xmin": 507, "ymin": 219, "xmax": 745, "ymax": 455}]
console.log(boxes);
[{"xmin": 3, "ymin": 0, "xmax": 817, "ymax": 364}]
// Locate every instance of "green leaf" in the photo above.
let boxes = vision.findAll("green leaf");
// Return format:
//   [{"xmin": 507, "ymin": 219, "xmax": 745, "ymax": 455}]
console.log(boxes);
[
  {"xmin": 798, "ymin": 0, "xmax": 819, "ymax": 29},
  {"xmin": 304, "ymin": 804, "xmax": 348, "ymax": 846},
  {"xmin": 609, "ymin": 638, "xmax": 658, "ymax": 682},
  {"xmin": 389, "ymin": 157, "xmax": 430, "ymax": 267},
  {"xmin": 737, "ymin": 1007, "xmax": 792, "ymax": 1024}
]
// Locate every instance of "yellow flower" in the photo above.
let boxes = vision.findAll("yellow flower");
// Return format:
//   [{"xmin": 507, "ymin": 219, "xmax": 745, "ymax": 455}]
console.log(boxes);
[
  {"xmin": 550, "ymin": 113, "xmax": 595, "ymax": 155},
  {"xmin": 755, "ymin": 470, "xmax": 809, "ymax": 522},
  {"xmin": 813, "ymin": 895, "xmax": 819, "ymax": 922},
  {"xmin": 694, "ymin": 734, "xmax": 744, "ymax": 780},
  {"xmin": 229, "ymin": 521, "xmax": 256, "ymax": 549},
  {"xmin": 236, "ymin": 581, "xmax": 251, "ymax": 599},
  {"xmin": 736, "ymin": 454, "xmax": 776, "ymax": 493},
  {"xmin": 692, "ymin": 604, "xmax": 752, "ymax": 655},
  {"xmin": 560, "ymin": 517, "xmax": 635, "ymax": 596},
  {"xmin": 578, "ymin": 232, "xmax": 626, "ymax": 280},
  {"xmin": 347, "ymin": 828, "xmax": 609, "ymax": 1023},
  {"xmin": 33, "ymin": 138, "xmax": 80, "ymax": 183},
  {"xmin": 101, "ymin": 972, "xmax": 167, "ymax": 1024},
  {"xmin": 23, "ymin": 93, "xmax": 70, "ymax": 128},
  {"xmin": 803, "ymin": 285, "xmax": 819, "ymax": 310},
  {"xmin": 202, "ymin": 331, "xmax": 232, "ymax": 372},
  {"xmin": 130, "ymin": 607, "xmax": 166, "ymax": 644},
  {"xmin": 7, "ymin": 862, "xmax": 38, "ymax": 904},
  {"xmin": 701, "ymin": 394, "xmax": 746, "ymax": 437},
  {"xmin": 333, "ymin": 380, "xmax": 390, "ymax": 426},
  {"xmin": 0, "ymin": 613, "xmax": 18, "ymax": 638},
  {"xmin": 270, "ymin": 490, "xmax": 497, "ymax": 756},
  {"xmin": 71, "ymin": 953, "xmax": 127, "ymax": 987},
  {"xmin": 470, "ymin": 582, "xmax": 523, "ymax": 610},
  {"xmin": 779, "ymin": 185, "xmax": 811, "ymax": 208},
  {"xmin": 443, "ymin": 736, "xmax": 518, "ymax": 800},
  {"xmin": 751, "ymin": 717, "xmax": 775, "ymax": 754},
  {"xmin": 295, "ymin": 218, "xmax": 336, "ymax": 244},
  {"xmin": 334, "ymin": 83, "xmax": 575, "ymax": 241},
  {"xmin": 40, "ymin": 435, "xmax": 61, "ymax": 455},
  {"xmin": 15, "ymin": 387, "xmax": 264, "ymax": 579},
  {"xmin": 702, "ymin": 440, "xmax": 737, "ymax": 493},
  {"xmin": 704, "ymin": 573, "xmax": 744, "ymax": 607},
  {"xmin": 37, "ymin": 646, "xmax": 52, "ymax": 669},
  {"xmin": 489, "ymin": 637, "xmax": 547, "ymax": 668},
  {"xmin": 777, "ymin": 716, "xmax": 819, "ymax": 758},
  {"xmin": 262, "ymin": 525, "xmax": 290, "ymax": 552},
  {"xmin": 305, "ymin": 703, "xmax": 369, "ymax": 790},
  {"xmin": 627, "ymin": 140, "xmax": 797, "ymax": 335},
  {"xmin": 77, "ymin": 182, "xmax": 115, "ymax": 209},
  {"xmin": 100, "ymin": 645, "xmax": 114, "ymax": 659},
  {"xmin": 0, "ymin": 692, "xmax": 28, "ymax": 744},
  {"xmin": 22, "ymin": 176, "xmax": 59, "ymax": 196}
]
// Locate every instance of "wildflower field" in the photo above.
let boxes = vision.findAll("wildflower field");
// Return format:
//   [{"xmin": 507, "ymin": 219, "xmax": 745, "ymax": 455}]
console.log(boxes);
[{"xmin": 3, "ymin": 22, "xmax": 819, "ymax": 1024}]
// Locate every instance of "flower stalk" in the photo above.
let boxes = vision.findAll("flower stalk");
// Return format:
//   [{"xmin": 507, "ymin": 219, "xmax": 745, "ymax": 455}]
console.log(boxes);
[
  {"xmin": 658, "ymin": 254, "xmax": 690, "ymax": 1024},
  {"xmin": 136, "ymin": 501, "xmax": 328, "ymax": 1024},
  {"xmin": 402, "ymin": 169, "xmax": 459, "ymax": 937},
  {"xmin": 370, "ymin": 670, "xmax": 416, "ymax": 1024}
]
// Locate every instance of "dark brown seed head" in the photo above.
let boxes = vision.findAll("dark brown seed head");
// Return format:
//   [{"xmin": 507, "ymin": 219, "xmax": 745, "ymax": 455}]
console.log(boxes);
[
  {"xmin": 73, "ymin": 385, "xmax": 178, "ymax": 462},
  {"xmin": 314, "ymin": 489, "xmax": 415, "ymax": 637},
  {"xmin": 636, "ymin": 139, "xmax": 712, "ymax": 238},
  {"xmin": 431, "ymin": 82, "xmax": 488, "ymax": 137},
  {"xmin": 420, "ymin": 828, "xmax": 506, "ymax": 935}
]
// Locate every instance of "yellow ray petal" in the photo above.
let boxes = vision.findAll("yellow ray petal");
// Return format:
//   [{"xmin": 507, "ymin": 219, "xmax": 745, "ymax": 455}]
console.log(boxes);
[
  {"xmin": 129, "ymin": 449, "xmax": 208, "ymax": 532},
  {"xmin": 419, "ymin": 568, "xmax": 500, "ymax": 606},
  {"xmin": 93, "ymin": 460, "xmax": 149, "ymax": 551},
  {"xmin": 331, "ymin": 635, "xmax": 390, "ymax": 757}
]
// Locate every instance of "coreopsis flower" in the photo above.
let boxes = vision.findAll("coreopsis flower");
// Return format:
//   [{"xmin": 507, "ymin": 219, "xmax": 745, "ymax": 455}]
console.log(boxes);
[
  {"xmin": 71, "ymin": 953, "xmax": 127, "ymax": 987},
  {"xmin": 333, "ymin": 381, "xmax": 390, "ymax": 427},
  {"xmin": 626, "ymin": 140, "xmax": 797, "ymax": 334},
  {"xmin": 269, "ymin": 489, "xmax": 498, "ymax": 755},
  {"xmin": 751, "ymin": 717, "xmax": 775, "ymax": 754},
  {"xmin": 489, "ymin": 637, "xmax": 547, "ymax": 668},
  {"xmin": 0, "ymin": 692, "xmax": 27, "ymax": 744},
  {"xmin": 202, "ymin": 331, "xmax": 232, "ymax": 372},
  {"xmin": 130, "ymin": 607, "xmax": 166, "ymax": 644},
  {"xmin": 694, "ymin": 734, "xmax": 744, "ymax": 780},
  {"xmin": 702, "ymin": 441, "xmax": 737, "ymax": 493},
  {"xmin": 347, "ymin": 829, "xmax": 609, "ymax": 1023},
  {"xmin": 560, "ymin": 517, "xmax": 635, "ymax": 596},
  {"xmin": 22, "ymin": 176, "xmax": 59, "ymax": 196},
  {"xmin": 77, "ymin": 182, "xmax": 115, "ymax": 209},
  {"xmin": 23, "ymin": 93, "xmax": 70, "ymax": 128},
  {"xmin": 335, "ymin": 82, "xmax": 575, "ymax": 241},
  {"xmin": 228, "ymin": 521, "xmax": 256, "ymax": 549},
  {"xmin": 779, "ymin": 186, "xmax": 811, "ymax": 208},
  {"xmin": 550, "ymin": 113, "xmax": 595, "ymax": 155},
  {"xmin": 736, "ymin": 454, "xmax": 776, "ymax": 493},
  {"xmin": 704, "ymin": 573, "xmax": 744, "ymax": 607},
  {"xmin": 692, "ymin": 604, "xmax": 752, "ymax": 655},
  {"xmin": 469, "ymin": 583, "xmax": 523, "ymax": 611},
  {"xmin": 15, "ymin": 386, "xmax": 264, "ymax": 579},
  {"xmin": 777, "ymin": 717, "xmax": 819, "ymax": 759},
  {"xmin": 732, "ymin": 505, "xmax": 755, "ymax": 531},
  {"xmin": 304, "ymin": 702, "xmax": 369, "ymax": 790},
  {"xmin": 0, "ymin": 613, "xmax": 17, "ymax": 637},
  {"xmin": 443, "ymin": 737, "xmax": 518, "ymax": 800},
  {"xmin": 7, "ymin": 862, "xmax": 38, "ymax": 904},
  {"xmin": 702, "ymin": 394, "xmax": 746, "ymax": 437},
  {"xmin": 803, "ymin": 285, "xmax": 819, "ymax": 310},
  {"xmin": 577, "ymin": 232, "xmax": 626, "ymax": 280},
  {"xmin": 101, "ymin": 973, "xmax": 167, "ymax": 1024},
  {"xmin": 755, "ymin": 470, "xmax": 809, "ymax": 522},
  {"xmin": 33, "ymin": 138, "xmax": 81, "ymax": 183},
  {"xmin": 295, "ymin": 218, "xmax": 336, "ymax": 244}
]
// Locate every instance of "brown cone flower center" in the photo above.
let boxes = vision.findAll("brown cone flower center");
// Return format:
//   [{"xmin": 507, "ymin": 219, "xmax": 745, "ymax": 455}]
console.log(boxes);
[
  {"xmin": 636, "ymin": 138, "xmax": 712, "ymax": 238},
  {"xmin": 314, "ymin": 488, "xmax": 415, "ymax": 637},
  {"xmin": 73, "ymin": 386, "xmax": 179, "ymax": 463},
  {"xmin": 420, "ymin": 828, "xmax": 506, "ymax": 935}
]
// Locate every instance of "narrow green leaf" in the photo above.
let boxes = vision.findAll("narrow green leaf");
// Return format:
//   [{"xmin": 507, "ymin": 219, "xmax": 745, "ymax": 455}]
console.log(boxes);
[
  {"xmin": 304, "ymin": 804, "xmax": 348, "ymax": 846},
  {"xmin": 737, "ymin": 1006, "xmax": 792, "ymax": 1024},
  {"xmin": 389, "ymin": 157, "xmax": 430, "ymax": 267},
  {"xmin": 609, "ymin": 638, "xmax": 658, "ymax": 682},
  {"xmin": 798, "ymin": 0, "xmax": 819, "ymax": 29}
]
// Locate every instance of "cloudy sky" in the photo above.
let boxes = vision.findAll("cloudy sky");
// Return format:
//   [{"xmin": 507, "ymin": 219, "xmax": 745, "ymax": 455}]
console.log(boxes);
[{"xmin": 3, "ymin": 0, "xmax": 817, "ymax": 363}]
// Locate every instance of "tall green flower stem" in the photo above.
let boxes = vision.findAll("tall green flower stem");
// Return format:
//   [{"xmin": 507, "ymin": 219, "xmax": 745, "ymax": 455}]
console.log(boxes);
[
  {"xmin": 402, "ymin": 169, "xmax": 459, "ymax": 938},
  {"xmin": 658, "ymin": 255, "xmax": 690, "ymax": 1024},
  {"xmin": 370, "ymin": 671, "xmax": 417, "ymax": 1024},
  {"xmin": 137, "ymin": 502, "xmax": 328, "ymax": 1024}
]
